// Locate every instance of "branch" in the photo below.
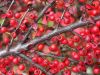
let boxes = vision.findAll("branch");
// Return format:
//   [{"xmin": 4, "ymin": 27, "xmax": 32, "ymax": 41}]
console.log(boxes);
[
  {"xmin": 0, "ymin": 0, "xmax": 11, "ymax": 8},
  {"xmin": 35, "ymin": 51, "xmax": 78, "ymax": 62},
  {"xmin": 36, "ymin": 51, "xmax": 65, "ymax": 59},
  {"xmin": 21, "ymin": 0, "xmax": 55, "ymax": 44},
  {"xmin": 3, "ymin": 52, "xmax": 52, "ymax": 75},
  {"xmin": 18, "ymin": 53, "xmax": 52, "ymax": 75},
  {"xmin": 0, "ymin": 15, "xmax": 99, "ymax": 75},
  {"xmin": 0, "ymin": 15, "xmax": 100, "ymax": 57}
]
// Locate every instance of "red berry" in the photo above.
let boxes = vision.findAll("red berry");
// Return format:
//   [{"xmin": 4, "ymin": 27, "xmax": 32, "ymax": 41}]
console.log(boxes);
[
  {"xmin": 96, "ymin": 20, "xmax": 100, "ymax": 27},
  {"xmin": 34, "ymin": 69, "xmax": 41, "ymax": 75},
  {"xmin": 79, "ymin": 0, "xmax": 86, "ymax": 3},
  {"xmin": 7, "ymin": 70, "xmax": 14, "ymax": 75},
  {"xmin": 64, "ymin": 18, "xmax": 70, "ymax": 24},
  {"xmin": 64, "ymin": 58, "xmax": 70, "ymax": 66},
  {"xmin": 61, "ymin": 39, "xmax": 68, "ymax": 44},
  {"xmin": 23, "ymin": 0, "xmax": 30, "ymax": 3},
  {"xmin": 6, "ymin": 10, "xmax": 13, "ymax": 18},
  {"xmin": 42, "ymin": 59, "xmax": 49, "ymax": 67},
  {"xmin": 89, "ymin": 9, "xmax": 98, "ymax": 16},
  {"xmin": 12, "ymin": 32, "xmax": 17, "ymax": 38},
  {"xmin": 49, "ymin": 68, "xmax": 59, "ymax": 74},
  {"xmin": 67, "ymin": 39, "xmax": 74, "ymax": 47},
  {"xmin": 37, "ymin": 44, "xmax": 44, "ymax": 51},
  {"xmin": 15, "ymin": 13, "xmax": 21, "ymax": 19},
  {"xmin": 72, "ymin": 66, "xmax": 79, "ymax": 72},
  {"xmin": 49, "ymin": 44, "xmax": 58, "ymax": 51},
  {"xmin": 73, "ymin": 35, "xmax": 80, "ymax": 42},
  {"xmin": 32, "ymin": 56, "xmax": 38, "ymax": 62},
  {"xmin": 85, "ymin": 43, "xmax": 92, "ymax": 50},
  {"xmin": 39, "ymin": 26, "xmax": 44, "ymax": 32},
  {"xmin": 9, "ymin": 56, "xmax": 14, "ymax": 61},
  {"xmin": 49, "ymin": 15, "xmax": 55, "ymax": 21},
  {"xmin": 23, "ymin": 19, "xmax": 28, "ymax": 24},
  {"xmin": 57, "ymin": 35, "xmax": 64, "ymax": 42},
  {"xmin": 63, "ymin": 69, "xmax": 71, "ymax": 75},
  {"xmin": 3, "ymin": 37, "xmax": 10, "ymax": 44},
  {"xmin": 13, "ymin": 58, "xmax": 19, "ymax": 64},
  {"xmin": 64, "ymin": 11, "xmax": 70, "ymax": 18},
  {"xmin": 1, "ymin": 68, "xmax": 7, "ymax": 74},
  {"xmin": 69, "ymin": 17, "xmax": 75, "ymax": 23},
  {"xmin": 10, "ymin": 19, "xmax": 18, "ymax": 28},
  {"xmin": 18, "ymin": 64, "xmax": 25, "ymax": 71},
  {"xmin": 58, "ymin": 62, "xmax": 65, "ymax": 70},
  {"xmin": 1, "ymin": 27, "xmax": 7, "ymax": 33},
  {"xmin": 72, "ymin": 52, "xmax": 80, "ymax": 60},
  {"xmin": 92, "ymin": 0, "xmax": 100, "ymax": 8},
  {"xmin": 29, "ymin": 13, "xmax": 36, "ymax": 19},
  {"xmin": 50, "ymin": 60, "xmax": 59, "ymax": 68},
  {"xmin": 91, "ymin": 26, "xmax": 99, "ymax": 33},
  {"xmin": 37, "ymin": 57, "xmax": 43, "ymax": 64},
  {"xmin": 93, "ymin": 67, "xmax": 100, "ymax": 74},
  {"xmin": 53, "ymin": 60, "xmax": 59, "ymax": 65},
  {"xmin": 20, "ymin": 24, "xmax": 27, "ymax": 31}
]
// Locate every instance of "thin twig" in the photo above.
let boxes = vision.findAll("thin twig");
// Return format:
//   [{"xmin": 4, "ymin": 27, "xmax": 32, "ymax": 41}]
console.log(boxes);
[
  {"xmin": 36, "ymin": 51, "xmax": 78, "ymax": 62},
  {"xmin": 71, "ymin": 31, "xmax": 83, "ymax": 40},
  {"xmin": 0, "ymin": 0, "xmax": 15, "ymax": 27},
  {"xmin": 15, "ymin": 9, "xmax": 29, "ymax": 31},
  {"xmin": 6, "ymin": 8, "xmax": 29, "ymax": 51},
  {"xmin": 0, "ymin": 1, "xmax": 11, "ymax": 8},
  {"xmin": 36, "ymin": 51, "xmax": 65, "ymax": 59},
  {"xmin": 21, "ymin": 0, "xmax": 55, "ymax": 44},
  {"xmin": 18, "ymin": 53, "xmax": 52, "ymax": 75},
  {"xmin": 56, "ymin": 9, "xmax": 66, "ymax": 28}
]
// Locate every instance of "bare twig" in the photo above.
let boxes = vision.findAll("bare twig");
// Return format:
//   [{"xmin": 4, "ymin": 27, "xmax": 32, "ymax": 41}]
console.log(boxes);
[
  {"xmin": 18, "ymin": 53, "xmax": 52, "ymax": 75},
  {"xmin": 36, "ymin": 51, "xmax": 78, "ymax": 62},
  {"xmin": 0, "ymin": 0, "xmax": 11, "ymax": 8},
  {"xmin": 21, "ymin": 0, "xmax": 55, "ymax": 44},
  {"xmin": 6, "ymin": 8, "xmax": 29, "ymax": 51},
  {"xmin": 56, "ymin": 9, "xmax": 66, "ymax": 28},
  {"xmin": 36, "ymin": 51, "xmax": 65, "ymax": 59},
  {"xmin": 0, "ymin": 0, "xmax": 15, "ymax": 27},
  {"xmin": 71, "ymin": 31, "xmax": 83, "ymax": 40}
]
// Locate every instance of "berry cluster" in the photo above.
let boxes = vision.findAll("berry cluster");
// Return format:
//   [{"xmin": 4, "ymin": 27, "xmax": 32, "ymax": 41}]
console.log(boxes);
[{"xmin": 0, "ymin": 0, "xmax": 100, "ymax": 75}]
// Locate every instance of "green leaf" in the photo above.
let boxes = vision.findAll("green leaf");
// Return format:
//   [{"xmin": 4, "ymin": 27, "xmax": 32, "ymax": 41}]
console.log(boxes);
[
  {"xmin": 0, "ymin": 18, "xmax": 4, "ymax": 25},
  {"xmin": 47, "ymin": 21, "xmax": 54, "ymax": 27},
  {"xmin": 38, "ymin": 18, "xmax": 42, "ymax": 24},
  {"xmin": 87, "ymin": 67, "xmax": 93, "ymax": 75}
]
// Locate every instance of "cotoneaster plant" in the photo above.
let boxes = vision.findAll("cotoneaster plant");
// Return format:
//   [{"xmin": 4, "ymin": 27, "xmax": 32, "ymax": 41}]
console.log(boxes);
[{"xmin": 0, "ymin": 0, "xmax": 100, "ymax": 75}]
